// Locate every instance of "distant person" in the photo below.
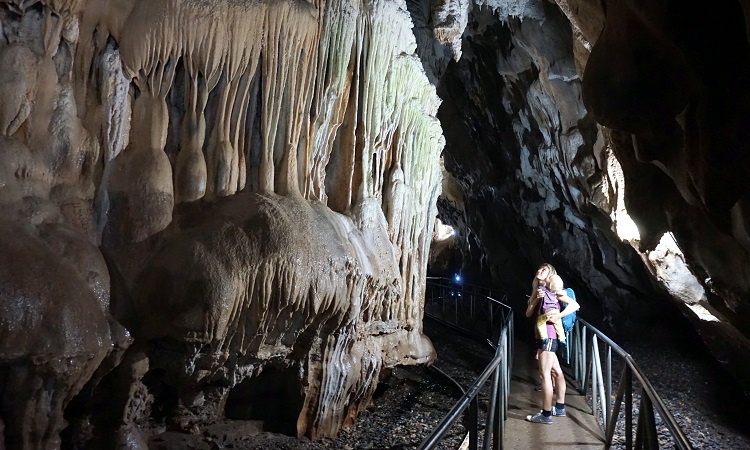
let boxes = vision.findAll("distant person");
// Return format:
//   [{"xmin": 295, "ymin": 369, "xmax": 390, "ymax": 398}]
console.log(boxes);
[{"xmin": 525, "ymin": 263, "xmax": 579, "ymax": 424}]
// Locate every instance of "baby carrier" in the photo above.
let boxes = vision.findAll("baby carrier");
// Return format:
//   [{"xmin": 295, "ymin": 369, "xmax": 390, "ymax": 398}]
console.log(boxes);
[{"xmin": 560, "ymin": 287, "xmax": 578, "ymax": 364}]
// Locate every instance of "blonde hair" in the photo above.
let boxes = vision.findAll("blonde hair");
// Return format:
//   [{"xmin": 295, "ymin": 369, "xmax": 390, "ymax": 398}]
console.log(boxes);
[{"xmin": 532, "ymin": 263, "xmax": 563, "ymax": 291}]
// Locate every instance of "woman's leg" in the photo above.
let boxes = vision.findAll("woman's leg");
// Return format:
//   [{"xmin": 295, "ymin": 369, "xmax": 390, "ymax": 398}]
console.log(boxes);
[
  {"xmin": 551, "ymin": 352, "xmax": 567, "ymax": 404},
  {"xmin": 527, "ymin": 342, "xmax": 559, "ymax": 423},
  {"xmin": 538, "ymin": 350, "xmax": 556, "ymax": 411}
]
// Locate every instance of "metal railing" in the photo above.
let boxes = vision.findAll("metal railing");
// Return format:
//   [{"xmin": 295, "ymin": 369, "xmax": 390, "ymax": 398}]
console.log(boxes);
[
  {"xmin": 568, "ymin": 319, "xmax": 693, "ymax": 449},
  {"xmin": 423, "ymin": 277, "xmax": 510, "ymax": 342},
  {"xmin": 421, "ymin": 278, "xmax": 692, "ymax": 449},
  {"xmin": 420, "ymin": 278, "xmax": 514, "ymax": 450}
]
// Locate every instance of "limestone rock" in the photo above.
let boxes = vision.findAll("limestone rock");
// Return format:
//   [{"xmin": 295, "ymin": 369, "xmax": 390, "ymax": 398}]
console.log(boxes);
[{"xmin": 0, "ymin": 220, "xmax": 112, "ymax": 449}]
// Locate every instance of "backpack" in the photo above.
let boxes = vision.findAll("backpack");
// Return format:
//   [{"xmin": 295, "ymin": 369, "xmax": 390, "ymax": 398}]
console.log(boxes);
[
  {"xmin": 560, "ymin": 287, "xmax": 578, "ymax": 365},
  {"xmin": 561, "ymin": 288, "xmax": 577, "ymax": 333}
]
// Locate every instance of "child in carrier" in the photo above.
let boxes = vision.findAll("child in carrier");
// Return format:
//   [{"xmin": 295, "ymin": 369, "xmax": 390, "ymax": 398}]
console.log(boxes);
[{"xmin": 536, "ymin": 278, "xmax": 566, "ymax": 346}]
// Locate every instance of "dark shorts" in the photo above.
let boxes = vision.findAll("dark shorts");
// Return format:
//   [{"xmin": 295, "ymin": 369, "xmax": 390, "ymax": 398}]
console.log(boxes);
[{"xmin": 537, "ymin": 338, "xmax": 558, "ymax": 353}]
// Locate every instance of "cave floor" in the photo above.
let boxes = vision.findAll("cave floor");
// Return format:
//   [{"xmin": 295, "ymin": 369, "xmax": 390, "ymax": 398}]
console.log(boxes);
[
  {"xmin": 144, "ymin": 320, "xmax": 750, "ymax": 449},
  {"xmin": 503, "ymin": 338, "xmax": 603, "ymax": 449}
]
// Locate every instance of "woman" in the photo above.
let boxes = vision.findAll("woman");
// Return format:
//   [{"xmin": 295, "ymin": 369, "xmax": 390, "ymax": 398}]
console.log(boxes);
[{"xmin": 525, "ymin": 263, "xmax": 579, "ymax": 424}]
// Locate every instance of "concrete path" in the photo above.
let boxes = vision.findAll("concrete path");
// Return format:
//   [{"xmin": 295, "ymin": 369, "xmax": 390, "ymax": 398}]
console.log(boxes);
[{"xmin": 503, "ymin": 339, "xmax": 605, "ymax": 449}]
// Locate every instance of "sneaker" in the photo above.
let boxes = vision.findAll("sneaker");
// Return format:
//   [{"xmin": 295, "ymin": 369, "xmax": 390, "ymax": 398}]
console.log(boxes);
[
  {"xmin": 526, "ymin": 412, "xmax": 553, "ymax": 424},
  {"xmin": 552, "ymin": 406, "xmax": 566, "ymax": 417}
]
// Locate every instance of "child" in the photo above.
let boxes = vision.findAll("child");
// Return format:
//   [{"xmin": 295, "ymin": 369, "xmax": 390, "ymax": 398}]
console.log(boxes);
[{"xmin": 535, "ymin": 279, "xmax": 566, "ymax": 346}]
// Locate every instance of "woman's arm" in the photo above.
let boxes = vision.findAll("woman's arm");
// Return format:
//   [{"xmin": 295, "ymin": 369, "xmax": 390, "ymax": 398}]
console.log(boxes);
[
  {"xmin": 525, "ymin": 278, "xmax": 541, "ymax": 318},
  {"xmin": 548, "ymin": 274, "xmax": 564, "ymax": 292},
  {"xmin": 549, "ymin": 289, "xmax": 579, "ymax": 321}
]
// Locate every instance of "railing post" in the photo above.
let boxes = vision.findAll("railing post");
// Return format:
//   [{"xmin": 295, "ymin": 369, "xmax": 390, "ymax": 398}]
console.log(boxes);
[
  {"xmin": 470, "ymin": 290, "xmax": 474, "ymax": 322},
  {"xmin": 582, "ymin": 328, "xmax": 588, "ymax": 396},
  {"xmin": 496, "ymin": 354, "xmax": 505, "ymax": 450},
  {"xmin": 592, "ymin": 336, "xmax": 599, "ymax": 421},
  {"xmin": 579, "ymin": 323, "xmax": 585, "ymax": 381},
  {"xmin": 441, "ymin": 286, "xmax": 446, "ymax": 319},
  {"xmin": 484, "ymin": 364, "xmax": 500, "ymax": 450},
  {"xmin": 604, "ymin": 364, "xmax": 630, "ymax": 448},
  {"xmin": 641, "ymin": 391, "xmax": 659, "ymax": 450},
  {"xmin": 625, "ymin": 368, "xmax": 633, "ymax": 450},
  {"xmin": 453, "ymin": 293, "xmax": 463, "ymax": 323},
  {"xmin": 469, "ymin": 397, "xmax": 479, "ymax": 450},
  {"xmin": 593, "ymin": 337, "xmax": 607, "ymax": 431},
  {"xmin": 606, "ymin": 344, "xmax": 612, "ymax": 428},
  {"xmin": 489, "ymin": 300, "xmax": 493, "ymax": 337},
  {"xmin": 571, "ymin": 321, "xmax": 583, "ymax": 384},
  {"xmin": 506, "ymin": 321, "xmax": 513, "ymax": 400},
  {"xmin": 498, "ymin": 328, "xmax": 509, "ymax": 449},
  {"xmin": 635, "ymin": 400, "xmax": 644, "ymax": 450}
]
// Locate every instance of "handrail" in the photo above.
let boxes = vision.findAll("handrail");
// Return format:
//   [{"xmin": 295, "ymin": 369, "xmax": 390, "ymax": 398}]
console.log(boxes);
[
  {"xmin": 425, "ymin": 277, "xmax": 509, "ymax": 308},
  {"xmin": 569, "ymin": 318, "xmax": 694, "ymax": 449},
  {"xmin": 420, "ymin": 278, "xmax": 514, "ymax": 450},
  {"xmin": 423, "ymin": 277, "xmax": 511, "ymax": 342},
  {"xmin": 422, "ymin": 278, "xmax": 693, "ymax": 449}
]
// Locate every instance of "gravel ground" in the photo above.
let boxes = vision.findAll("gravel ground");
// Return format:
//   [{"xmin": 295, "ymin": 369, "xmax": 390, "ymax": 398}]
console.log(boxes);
[
  {"xmin": 147, "ymin": 319, "xmax": 491, "ymax": 450},
  {"xmin": 586, "ymin": 327, "xmax": 750, "ymax": 450},
  {"xmin": 148, "ymin": 364, "xmax": 463, "ymax": 450}
]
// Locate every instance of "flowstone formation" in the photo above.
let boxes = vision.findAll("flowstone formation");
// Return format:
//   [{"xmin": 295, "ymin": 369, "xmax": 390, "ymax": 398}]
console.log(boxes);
[{"xmin": 0, "ymin": 0, "xmax": 444, "ymax": 447}]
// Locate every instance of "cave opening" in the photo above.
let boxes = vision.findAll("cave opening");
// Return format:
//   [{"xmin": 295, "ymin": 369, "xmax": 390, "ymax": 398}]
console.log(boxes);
[
  {"xmin": 224, "ymin": 366, "xmax": 303, "ymax": 436},
  {"xmin": 428, "ymin": 217, "xmax": 464, "ymax": 280}
]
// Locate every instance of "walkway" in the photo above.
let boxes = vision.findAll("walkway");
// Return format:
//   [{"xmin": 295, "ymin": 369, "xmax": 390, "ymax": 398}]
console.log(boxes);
[{"xmin": 503, "ymin": 338, "xmax": 603, "ymax": 449}]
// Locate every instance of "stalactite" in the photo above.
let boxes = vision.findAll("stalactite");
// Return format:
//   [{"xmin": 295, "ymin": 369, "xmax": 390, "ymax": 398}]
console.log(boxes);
[
  {"xmin": 66, "ymin": 0, "xmax": 440, "ymax": 442},
  {"xmin": 306, "ymin": 0, "xmax": 359, "ymax": 202},
  {"xmin": 174, "ymin": 68, "xmax": 207, "ymax": 203},
  {"xmin": 205, "ymin": 2, "xmax": 264, "ymax": 198},
  {"xmin": 109, "ymin": 33, "xmax": 177, "ymax": 241},
  {"xmin": 257, "ymin": 0, "xmax": 317, "ymax": 195},
  {"xmin": 171, "ymin": 1, "xmax": 225, "ymax": 202}
]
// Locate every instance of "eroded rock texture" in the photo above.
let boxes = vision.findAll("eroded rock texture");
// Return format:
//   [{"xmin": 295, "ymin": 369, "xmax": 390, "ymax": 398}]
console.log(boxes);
[
  {"xmin": 424, "ymin": 0, "xmax": 750, "ymax": 393},
  {"xmin": 581, "ymin": 0, "xmax": 750, "ymax": 394},
  {"xmin": 0, "ymin": 0, "xmax": 442, "ymax": 447},
  {"xmin": 427, "ymin": 0, "xmax": 659, "ymax": 327},
  {"xmin": 0, "ymin": 220, "xmax": 117, "ymax": 449}
]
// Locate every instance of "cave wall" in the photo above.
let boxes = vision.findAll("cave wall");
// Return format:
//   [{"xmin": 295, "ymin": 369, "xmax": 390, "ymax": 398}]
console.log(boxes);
[
  {"xmin": 0, "ymin": 0, "xmax": 444, "ymax": 447},
  {"xmin": 424, "ymin": 0, "xmax": 750, "ymax": 393},
  {"xmin": 580, "ymin": 0, "xmax": 750, "ymax": 394},
  {"xmin": 425, "ymin": 0, "xmax": 664, "ymax": 328}
]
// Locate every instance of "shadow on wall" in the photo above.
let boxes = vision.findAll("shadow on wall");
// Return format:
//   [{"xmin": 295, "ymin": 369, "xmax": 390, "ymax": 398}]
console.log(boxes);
[{"xmin": 224, "ymin": 366, "xmax": 304, "ymax": 436}]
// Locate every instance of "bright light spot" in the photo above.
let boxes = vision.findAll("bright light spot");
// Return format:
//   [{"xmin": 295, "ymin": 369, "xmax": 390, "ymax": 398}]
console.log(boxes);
[
  {"xmin": 648, "ymin": 232, "xmax": 706, "ymax": 303},
  {"xmin": 604, "ymin": 150, "xmax": 641, "ymax": 243},
  {"xmin": 686, "ymin": 303, "xmax": 720, "ymax": 322},
  {"xmin": 657, "ymin": 232, "xmax": 681, "ymax": 254},
  {"xmin": 454, "ymin": 274, "xmax": 462, "ymax": 283},
  {"xmin": 435, "ymin": 219, "xmax": 456, "ymax": 241},
  {"xmin": 614, "ymin": 213, "xmax": 641, "ymax": 242}
]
